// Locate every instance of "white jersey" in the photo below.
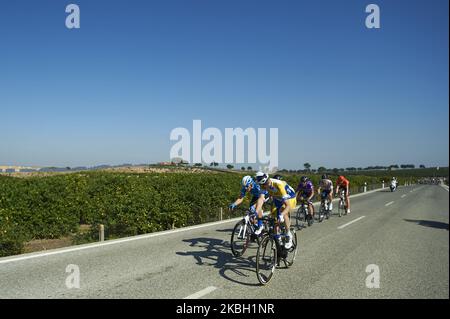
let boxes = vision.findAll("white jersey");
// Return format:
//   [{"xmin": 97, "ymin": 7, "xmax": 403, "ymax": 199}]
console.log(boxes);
[{"xmin": 319, "ymin": 179, "xmax": 333, "ymax": 191}]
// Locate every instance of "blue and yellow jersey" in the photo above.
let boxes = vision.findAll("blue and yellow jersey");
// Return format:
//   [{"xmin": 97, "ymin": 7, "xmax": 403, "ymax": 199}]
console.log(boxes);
[{"xmin": 264, "ymin": 179, "xmax": 296, "ymax": 202}]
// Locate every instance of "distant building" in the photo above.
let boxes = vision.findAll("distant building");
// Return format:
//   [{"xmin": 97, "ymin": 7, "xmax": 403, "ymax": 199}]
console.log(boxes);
[
  {"xmin": 157, "ymin": 162, "xmax": 173, "ymax": 166},
  {"xmin": 0, "ymin": 165, "xmax": 41, "ymax": 173}
]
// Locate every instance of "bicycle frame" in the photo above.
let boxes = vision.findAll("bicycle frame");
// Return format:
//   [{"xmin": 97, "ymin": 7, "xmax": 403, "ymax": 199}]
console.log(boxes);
[
  {"xmin": 230, "ymin": 208, "xmax": 259, "ymax": 257},
  {"xmin": 255, "ymin": 215, "xmax": 298, "ymax": 285},
  {"xmin": 338, "ymin": 189, "xmax": 347, "ymax": 217},
  {"xmin": 296, "ymin": 202, "xmax": 306, "ymax": 228},
  {"xmin": 261, "ymin": 216, "xmax": 287, "ymax": 262}
]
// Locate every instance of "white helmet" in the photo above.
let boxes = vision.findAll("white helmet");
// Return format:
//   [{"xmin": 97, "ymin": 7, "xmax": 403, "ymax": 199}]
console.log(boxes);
[
  {"xmin": 255, "ymin": 171, "xmax": 269, "ymax": 184},
  {"xmin": 241, "ymin": 176, "xmax": 253, "ymax": 188}
]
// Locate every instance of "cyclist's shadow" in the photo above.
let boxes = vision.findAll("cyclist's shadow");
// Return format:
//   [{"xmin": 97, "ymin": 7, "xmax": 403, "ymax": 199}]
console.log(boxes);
[{"xmin": 176, "ymin": 237, "xmax": 261, "ymax": 286}]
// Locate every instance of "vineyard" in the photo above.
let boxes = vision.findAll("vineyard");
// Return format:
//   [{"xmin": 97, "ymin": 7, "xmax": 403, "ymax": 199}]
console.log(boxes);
[{"xmin": 0, "ymin": 171, "xmax": 419, "ymax": 257}]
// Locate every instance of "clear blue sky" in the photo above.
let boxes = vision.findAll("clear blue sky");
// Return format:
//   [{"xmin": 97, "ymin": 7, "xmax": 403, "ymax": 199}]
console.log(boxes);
[{"xmin": 0, "ymin": 0, "xmax": 448, "ymax": 169}]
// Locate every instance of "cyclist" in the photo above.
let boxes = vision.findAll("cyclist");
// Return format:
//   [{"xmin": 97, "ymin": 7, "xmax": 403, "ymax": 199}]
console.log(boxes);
[
  {"xmin": 317, "ymin": 174, "xmax": 333, "ymax": 212},
  {"xmin": 335, "ymin": 175, "xmax": 350, "ymax": 214},
  {"xmin": 255, "ymin": 171, "xmax": 297, "ymax": 249},
  {"xmin": 229, "ymin": 176, "xmax": 268, "ymax": 235},
  {"xmin": 296, "ymin": 176, "xmax": 315, "ymax": 224},
  {"xmin": 392, "ymin": 177, "xmax": 398, "ymax": 188}
]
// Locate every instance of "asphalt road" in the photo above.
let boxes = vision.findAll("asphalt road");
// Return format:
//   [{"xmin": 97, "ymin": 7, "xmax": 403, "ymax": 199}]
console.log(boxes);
[{"xmin": 0, "ymin": 185, "xmax": 448, "ymax": 299}]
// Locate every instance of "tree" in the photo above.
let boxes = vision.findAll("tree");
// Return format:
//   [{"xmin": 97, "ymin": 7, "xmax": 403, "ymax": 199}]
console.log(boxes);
[
  {"xmin": 226, "ymin": 164, "xmax": 234, "ymax": 169},
  {"xmin": 332, "ymin": 168, "xmax": 339, "ymax": 174},
  {"xmin": 214, "ymin": 162, "xmax": 219, "ymax": 167},
  {"xmin": 194, "ymin": 163, "xmax": 202, "ymax": 167},
  {"xmin": 247, "ymin": 166, "xmax": 252, "ymax": 171},
  {"xmin": 241, "ymin": 166, "xmax": 246, "ymax": 171},
  {"xmin": 420, "ymin": 164, "xmax": 426, "ymax": 169},
  {"xmin": 318, "ymin": 167, "xmax": 326, "ymax": 173},
  {"xmin": 303, "ymin": 163, "xmax": 311, "ymax": 172}
]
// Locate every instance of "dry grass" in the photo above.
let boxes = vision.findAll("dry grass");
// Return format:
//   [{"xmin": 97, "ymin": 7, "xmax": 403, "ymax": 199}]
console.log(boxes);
[{"xmin": 23, "ymin": 237, "xmax": 73, "ymax": 253}]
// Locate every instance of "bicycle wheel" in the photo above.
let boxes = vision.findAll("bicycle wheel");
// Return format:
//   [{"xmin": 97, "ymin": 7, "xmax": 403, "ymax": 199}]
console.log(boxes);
[
  {"xmin": 295, "ymin": 207, "xmax": 302, "ymax": 229},
  {"xmin": 338, "ymin": 200, "xmax": 343, "ymax": 217},
  {"xmin": 307, "ymin": 213, "xmax": 314, "ymax": 226},
  {"xmin": 256, "ymin": 235, "xmax": 277, "ymax": 285},
  {"xmin": 284, "ymin": 228, "xmax": 298, "ymax": 267},
  {"xmin": 318, "ymin": 203, "xmax": 325, "ymax": 222},
  {"xmin": 231, "ymin": 219, "xmax": 251, "ymax": 257}
]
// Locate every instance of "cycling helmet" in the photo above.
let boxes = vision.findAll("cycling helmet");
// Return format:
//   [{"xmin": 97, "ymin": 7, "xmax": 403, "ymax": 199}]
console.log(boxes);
[
  {"xmin": 255, "ymin": 171, "xmax": 269, "ymax": 184},
  {"xmin": 321, "ymin": 174, "xmax": 328, "ymax": 180},
  {"xmin": 300, "ymin": 176, "xmax": 309, "ymax": 183},
  {"xmin": 241, "ymin": 175, "xmax": 253, "ymax": 188},
  {"xmin": 337, "ymin": 175, "xmax": 345, "ymax": 182}
]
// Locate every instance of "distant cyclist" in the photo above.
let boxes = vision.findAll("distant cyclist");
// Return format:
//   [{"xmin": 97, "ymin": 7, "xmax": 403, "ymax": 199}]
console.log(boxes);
[
  {"xmin": 335, "ymin": 175, "xmax": 350, "ymax": 214},
  {"xmin": 392, "ymin": 177, "xmax": 398, "ymax": 188},
  {"xmin": 255, "ymin": 172, "xmax": 296, "ymax": 249},
  {"xmin": 229, "ymin": 176, "xmax": 268, "ymax": 235},
  {"xmin": 317, "ymin": 174, "xmax": 333, "ymax": 211},
  {"xmin": 296, "ymin": 176, "xmax": 315, "ymax": 223}
]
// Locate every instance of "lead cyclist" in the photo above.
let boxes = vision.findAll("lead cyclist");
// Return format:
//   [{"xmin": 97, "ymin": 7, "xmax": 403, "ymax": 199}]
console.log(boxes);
[{"xmin": 255, "ymin": 171, "xmax": 297, "ymax": 249}]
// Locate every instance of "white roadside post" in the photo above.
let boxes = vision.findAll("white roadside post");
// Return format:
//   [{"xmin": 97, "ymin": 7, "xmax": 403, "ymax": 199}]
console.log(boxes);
[
  {"xmin": 364, "ymin": 182, "xmax": 367, "ymax": 193},
  {"xmin": 382, "ymin": 180, "xmax": 385, "ymax": 189},
  {"xmin": 99, "ymin": 224, "xmax": 104, "ymax": 242}
]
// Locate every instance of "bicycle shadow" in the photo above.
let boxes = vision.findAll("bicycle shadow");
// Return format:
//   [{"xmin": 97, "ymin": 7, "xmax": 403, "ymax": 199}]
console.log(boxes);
[
  {"xmin": 215, "ymin": 228, "xmax": 234, "ymax": 233},
  {"xmin": 404, "ymin": 219, "xmax": 449, "ymax": 231},
  {"xmin": 176, "ymin": 237, "xmax": 261, "ymax": 286}
]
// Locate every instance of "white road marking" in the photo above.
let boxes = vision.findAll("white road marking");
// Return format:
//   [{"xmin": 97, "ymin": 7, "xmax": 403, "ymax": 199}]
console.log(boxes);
[
  {"xmin": 440, "ymin": 185, "xmax": 449, "ymax": 192},
  {"xmin": 385, "ymin": 201, "xmax": 395, "ymax": 207},
  {"xmin": 337, "ymin": 216, "xmax": 366, "ymax": 230},
  {"xmin": 401, "ymin": 195, "xmax": 406, "ymax": 198},
  {"xmin": 184, "ymin": 286, "xmax": 217, "ymax": 299}
]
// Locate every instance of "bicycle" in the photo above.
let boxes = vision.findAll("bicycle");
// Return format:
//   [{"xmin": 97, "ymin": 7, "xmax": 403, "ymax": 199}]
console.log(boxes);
[
  {"xmin": 230, "ymin": 207, "xmax": 263, "ymax": 257},
  {"xmin": 297, "ymin": 198, "xmax": 315, "ymax": 227},
  {"xmin": 337, "ymin": 189, "xmax": 347, "ymax": 217},
  {"xmin": 255, "ymin": 215, "xmax": 298, "ymax": 285},
  {"xmin": 295, "ymin": 200, "xmax": 307, "ymax": 229},
  {"xmin": 318, "ymin": 193, "xmax": 331, "ymax": 222}
]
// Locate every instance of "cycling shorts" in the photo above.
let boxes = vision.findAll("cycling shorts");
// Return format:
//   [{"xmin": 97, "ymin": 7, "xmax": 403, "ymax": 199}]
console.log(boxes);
[
  {"xmin": 271, "ymin": 197, "xmax": 297, "ymax": 217},
  {"xmin": 321, "ymin": 190, "xmax": 331, "ymax": 199}
]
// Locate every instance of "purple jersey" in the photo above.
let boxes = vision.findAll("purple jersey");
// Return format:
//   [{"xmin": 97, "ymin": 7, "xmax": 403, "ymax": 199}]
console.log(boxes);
[{"xmin": 297, "ymin": 180, "xmax": 314, "ymax": 196}]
